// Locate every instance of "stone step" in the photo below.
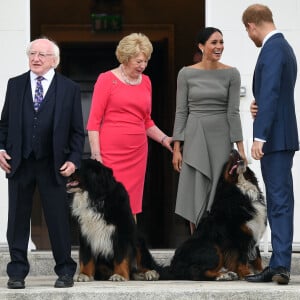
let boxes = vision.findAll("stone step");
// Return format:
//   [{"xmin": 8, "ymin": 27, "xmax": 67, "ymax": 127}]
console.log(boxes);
[
  {"xmin": 1, "ymin": 250, "xmax": 300, "ymax": 276},
  {"xmin": 1, "ymin": 275, "xmax": 300, "ymax": 300},
  {"xmin": 1, "ymin": 251, "xmax": 300, "ymax": 300},
  {"xmin": 0, "ymin": 250, "xmax": 173, "ymax": 276}
]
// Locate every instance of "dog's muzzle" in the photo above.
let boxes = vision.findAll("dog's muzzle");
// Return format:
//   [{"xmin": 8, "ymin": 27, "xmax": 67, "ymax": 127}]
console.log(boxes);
[
  {"xmin": 229, "ymin": 160, "xmax": 245, "ymax": 175},
  {"xmin": 66, "ymin": 178, "xmax": 80, "ymax": 193}
]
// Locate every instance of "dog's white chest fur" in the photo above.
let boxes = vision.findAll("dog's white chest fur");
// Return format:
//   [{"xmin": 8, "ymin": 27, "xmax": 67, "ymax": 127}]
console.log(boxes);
[
  {"xmin": 71, "ymin": 191, "xmax": 115, "ymax": 259},
  {"xmin": 237, "ymin": 175, "xmax": 266, "ymax": 244}
]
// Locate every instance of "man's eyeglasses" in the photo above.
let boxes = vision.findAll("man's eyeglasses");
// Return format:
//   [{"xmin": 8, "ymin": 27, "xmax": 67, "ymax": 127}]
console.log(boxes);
[{"xmin": 28, "ymin": 51, "xmax": 54, "ymax": 59}]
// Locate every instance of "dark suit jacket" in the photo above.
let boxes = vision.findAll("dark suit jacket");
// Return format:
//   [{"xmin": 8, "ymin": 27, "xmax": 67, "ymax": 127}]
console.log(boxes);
[
  {"xmin": 252, "ymin": 33, "xmax": 299, "ymax": 153},
  {"xmin": 0, "ymin": 70, "xmax": 85, "ymax": 184}
]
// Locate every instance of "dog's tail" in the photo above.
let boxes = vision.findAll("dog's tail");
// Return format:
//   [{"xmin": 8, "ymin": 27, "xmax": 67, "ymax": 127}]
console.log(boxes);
[
  {"xmin": 136, "ymin": 234, "xmax": 161, "ymax": 270},
  {"xmin": 136, "ymin": 234, "xmax": 176, "ymax": 280}
]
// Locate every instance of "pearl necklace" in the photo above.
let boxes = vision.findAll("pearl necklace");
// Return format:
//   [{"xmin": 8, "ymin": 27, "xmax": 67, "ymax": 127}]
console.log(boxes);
[{"xmin": 119, "ymin": 65, "xmax": 142, "ymax": 85}]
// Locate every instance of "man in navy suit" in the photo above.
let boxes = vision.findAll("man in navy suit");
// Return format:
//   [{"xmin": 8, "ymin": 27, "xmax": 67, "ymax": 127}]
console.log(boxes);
[
  {"xmin": 242, "ymin": 4, "xmax": 299, "ymax": 285},
  {"xmin": 0, "ymin": 38, "xmax": 85, "ymax": 288}
]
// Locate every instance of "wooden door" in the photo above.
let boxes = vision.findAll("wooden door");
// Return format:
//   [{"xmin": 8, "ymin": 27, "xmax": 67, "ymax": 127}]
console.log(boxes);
[{"xmin": 31, "ymin": 24, "xmax": 190, "ymax": 249}]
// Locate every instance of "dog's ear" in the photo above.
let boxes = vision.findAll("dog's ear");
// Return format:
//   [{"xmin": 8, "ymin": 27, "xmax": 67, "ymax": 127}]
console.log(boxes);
[
  {"xmin": 97, "ymin": 162, "xmax": 115, "ymax": 185},
  {"xmin": 244, "ymin": 166, "xmax": 259, "ymax": 186}
]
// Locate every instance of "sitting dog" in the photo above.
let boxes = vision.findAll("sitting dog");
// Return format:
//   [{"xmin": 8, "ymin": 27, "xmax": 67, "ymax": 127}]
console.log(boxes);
[
  {"xmin": 67, "ymin": 159, "xmax": 159, "ymax": 282},
  {"xmin": 159, "ymin": 149, "xmax": 267, "ymax": 281}
]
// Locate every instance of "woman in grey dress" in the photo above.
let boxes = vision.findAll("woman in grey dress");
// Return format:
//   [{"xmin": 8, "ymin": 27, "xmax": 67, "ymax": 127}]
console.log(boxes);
[{"xmin": 172, "ymin": 27, "xmax": 247, "ymax": 234}]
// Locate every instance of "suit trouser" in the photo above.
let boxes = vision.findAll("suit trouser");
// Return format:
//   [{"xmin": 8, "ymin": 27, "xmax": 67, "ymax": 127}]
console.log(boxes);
[
  {"xmin": 261, "ymin": 150, "xmax": 295, "ymax": 271},
  {"xmin": 6, "ymin": 156, "xmax": 76, "ymax": 279}
]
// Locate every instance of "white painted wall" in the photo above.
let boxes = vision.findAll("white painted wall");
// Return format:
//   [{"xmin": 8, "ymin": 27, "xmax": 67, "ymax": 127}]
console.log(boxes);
[
  {"xmin": 206, "ymin": 0, "xmax": 300, "ymax": 250},
  {"xmin": 0, "ymin": 0, "xmax": 30, "ymax": 249}
]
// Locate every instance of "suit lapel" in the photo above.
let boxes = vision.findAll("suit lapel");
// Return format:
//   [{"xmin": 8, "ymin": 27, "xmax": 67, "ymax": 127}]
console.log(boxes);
[
  {"xmin": 16, "ymin": 72, "xmax": 31, "ymax": 133},
  {"xmin": 53, "ymin": 73, "xmax": 64, "ymax": 131}
]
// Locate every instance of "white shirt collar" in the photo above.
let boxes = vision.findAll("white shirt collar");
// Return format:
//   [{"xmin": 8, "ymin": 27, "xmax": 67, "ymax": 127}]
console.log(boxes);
[
  {"xmin": 262, "ymin": 30, "xmax": 280, "ymax": 47},
  {"xmin": 30, "ymin": 68, "xmax": 55, "ymax": 81}
]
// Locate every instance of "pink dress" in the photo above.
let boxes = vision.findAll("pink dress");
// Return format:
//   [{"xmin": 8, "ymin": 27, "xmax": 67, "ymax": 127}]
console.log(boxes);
[{"xmin": 86, "ymin": 71, "xmax": 155, "ymax": 214}]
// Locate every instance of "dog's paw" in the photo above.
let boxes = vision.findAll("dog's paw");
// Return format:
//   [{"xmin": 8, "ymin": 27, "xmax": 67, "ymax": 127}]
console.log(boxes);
[
  {"xmin": 144, "ymin": 270, "xmax": 160, "ymax": 281},
  {"xmin": 228, "ymin": 271, "xmax": 239, "ymax": 280},
  {"xmin": 76, "ymin": 273, "xmax": 94, "ymax": 282},
  {"xmin": 109, "ymin": 274, "xmax": 127, "ymax": 281},
  {"xmin": 216, "ymin": 271, "xmax": 239, "ymax": 281},
  {"xmin": 132, "ymin": 270, "xmax": 160, "ymax": 281}
]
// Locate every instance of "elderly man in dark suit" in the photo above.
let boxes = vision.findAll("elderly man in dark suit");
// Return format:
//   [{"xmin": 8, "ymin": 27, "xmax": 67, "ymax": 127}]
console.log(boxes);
[
  {"xmin": 0, "ymin": 38, "xmax": 85, "ymax": 289},
  {"xmin": 242, "ymin": 4, "xmax": 299, "ymax": 285}
]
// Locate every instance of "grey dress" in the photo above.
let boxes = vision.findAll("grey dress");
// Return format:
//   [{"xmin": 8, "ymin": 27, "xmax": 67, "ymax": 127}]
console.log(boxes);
[{"xmin": 173, "ymin": 66, "xmax": 243, "ymax": 226}]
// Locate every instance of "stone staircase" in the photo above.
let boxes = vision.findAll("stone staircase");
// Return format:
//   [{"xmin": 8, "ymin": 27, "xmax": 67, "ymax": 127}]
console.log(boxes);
[{"xmin": 1, "ymin": 250, "xmax": 300, "ymax": 299}]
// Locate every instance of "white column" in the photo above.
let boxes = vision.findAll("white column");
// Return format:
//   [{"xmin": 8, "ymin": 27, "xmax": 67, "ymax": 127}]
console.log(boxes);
[{"xmin": 0, "ymin": 0, "xmax": 32, "ymax": 251}]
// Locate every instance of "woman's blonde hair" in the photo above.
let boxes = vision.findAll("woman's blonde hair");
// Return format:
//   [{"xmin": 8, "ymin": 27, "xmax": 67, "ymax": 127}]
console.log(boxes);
[{"xmin": 115, "ymin": 33, "xmax": 153, "ymax": 64}]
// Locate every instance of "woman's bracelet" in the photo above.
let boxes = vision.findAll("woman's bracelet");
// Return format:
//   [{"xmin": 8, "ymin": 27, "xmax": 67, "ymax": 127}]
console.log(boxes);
[{"xmin": 161, "ymin": 135, "xmax": 168, "ymax": 144}]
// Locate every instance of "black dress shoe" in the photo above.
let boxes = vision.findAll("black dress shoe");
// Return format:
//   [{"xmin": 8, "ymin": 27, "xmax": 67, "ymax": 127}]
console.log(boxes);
[
  {"xmin": 272, "ymin": 267, "xmax": 290, "ymax": 285},
  {"xmin": 54, "ymin": 274, "xmax": 74, "ymax": 288},
  {"xmin": 245, "ymin": 266, "xmax": 276, "ymax": 282},
  {"xmin": 7, "ymin": 278, "xmax": 25, "ymax": 289}
]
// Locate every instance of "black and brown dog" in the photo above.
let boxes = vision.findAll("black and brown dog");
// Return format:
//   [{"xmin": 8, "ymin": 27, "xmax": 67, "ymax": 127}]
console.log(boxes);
[
  {"xmin": 159, "ymin": 149, "xmax": 267, "ymax": 281},
  {"xmin": 67, "ymin": 159, "xmax": 159, "ymax": 282}
]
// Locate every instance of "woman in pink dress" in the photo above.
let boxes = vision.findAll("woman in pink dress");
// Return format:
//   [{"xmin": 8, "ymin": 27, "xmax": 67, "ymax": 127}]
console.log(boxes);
[{"xmin": 87, "ymin": 33, "xmax": 172, "ymax": 222}]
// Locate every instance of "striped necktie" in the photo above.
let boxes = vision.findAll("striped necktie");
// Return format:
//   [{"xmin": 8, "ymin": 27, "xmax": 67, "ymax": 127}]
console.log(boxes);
[{"xmin": 33, "ymin": 76, "xmax": 44, "ymax": 111}]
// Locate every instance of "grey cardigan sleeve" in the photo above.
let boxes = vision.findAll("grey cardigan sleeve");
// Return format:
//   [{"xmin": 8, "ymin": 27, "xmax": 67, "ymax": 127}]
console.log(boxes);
[
  {"xmin": 227, "ymin": 67, "xmax": 243, "ymax": 142},
  {"xmin": 172, "ymin": 67, "xmax": 188, "ymax": 141}
]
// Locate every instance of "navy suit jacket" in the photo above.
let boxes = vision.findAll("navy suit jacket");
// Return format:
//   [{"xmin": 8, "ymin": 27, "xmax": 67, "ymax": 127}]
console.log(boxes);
[
  {"xmin": 0, "ymin": 70, "xmax": 85, "ymax": 184},
  {"xmin": 252, "ymin": 33, "xmax": 299, "ymax": 153}
]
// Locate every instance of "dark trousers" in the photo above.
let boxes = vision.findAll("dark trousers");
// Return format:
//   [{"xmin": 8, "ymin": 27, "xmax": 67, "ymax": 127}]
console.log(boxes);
[
  {"xmin": 6, "ymin": 156, "xmax": 76, "ymax": 279},
  {"xmin": 261, "ymin": 150, "xmax": 295, "ymax": 271}
]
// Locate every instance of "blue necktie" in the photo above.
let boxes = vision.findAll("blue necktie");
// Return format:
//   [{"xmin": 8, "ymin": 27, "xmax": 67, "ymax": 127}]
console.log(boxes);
[{"xmin": 34, "ymin": 76, "xmax": 44, "ymax": 111}]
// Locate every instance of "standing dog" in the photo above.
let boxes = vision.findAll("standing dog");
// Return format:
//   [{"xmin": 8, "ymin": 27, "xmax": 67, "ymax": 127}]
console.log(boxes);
[
  {"xmin": 159, "ymin": 149, "xmax": 267, "ymax": 280},
  {"xmin": 67, "ymin": 159, "xmax": 159, "ymax": 281}
]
